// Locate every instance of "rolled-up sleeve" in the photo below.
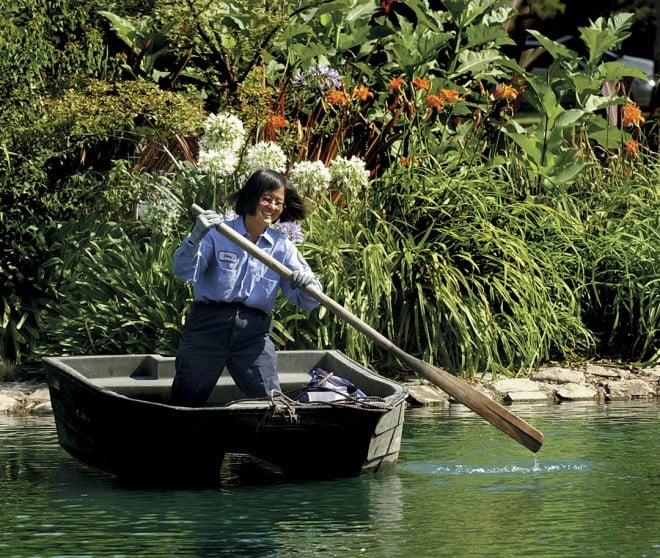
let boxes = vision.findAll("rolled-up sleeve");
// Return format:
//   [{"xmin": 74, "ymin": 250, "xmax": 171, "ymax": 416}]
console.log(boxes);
[{"xmin": 278, "ymin": 247, "xmax": 322, "ymax": 311}]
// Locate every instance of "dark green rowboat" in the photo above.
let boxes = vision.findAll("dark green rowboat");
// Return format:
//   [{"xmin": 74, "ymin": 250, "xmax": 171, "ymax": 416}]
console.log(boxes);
[{"xmin": 43, "ymin": 350, "xmax": 406, "ymax": 485}]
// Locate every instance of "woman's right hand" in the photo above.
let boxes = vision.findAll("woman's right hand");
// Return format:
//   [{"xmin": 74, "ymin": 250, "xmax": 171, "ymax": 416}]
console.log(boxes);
[{"xmin": 190, "ymin": 210, "xmax": 224, "ymax": 244}]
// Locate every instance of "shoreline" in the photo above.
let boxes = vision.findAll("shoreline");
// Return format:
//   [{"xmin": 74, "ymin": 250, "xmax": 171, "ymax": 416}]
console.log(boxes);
[
  {"xmin": 405, "ymin": 362, "xmax": 660, "ymax": 407},
  {"xmin": 1, "ymin": 362, "xmax": 658, "ymax": 415}
]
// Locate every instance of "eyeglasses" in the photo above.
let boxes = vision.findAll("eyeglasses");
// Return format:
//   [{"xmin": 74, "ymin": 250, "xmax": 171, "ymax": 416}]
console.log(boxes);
[{"xmin": 259, "ymin": 195, "xmax": 285, "ymax": 209}]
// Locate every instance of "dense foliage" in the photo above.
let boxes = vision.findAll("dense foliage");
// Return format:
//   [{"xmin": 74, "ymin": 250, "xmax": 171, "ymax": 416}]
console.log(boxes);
[{"xmin": 1, "ymin": 0, "xmax": 657, "ymax": 380}]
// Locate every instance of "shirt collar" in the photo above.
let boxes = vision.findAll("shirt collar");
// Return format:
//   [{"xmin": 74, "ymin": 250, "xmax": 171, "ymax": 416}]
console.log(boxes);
[{"xmin": 233, "ymin": 216, "xmax": 276, "ymax": 247}]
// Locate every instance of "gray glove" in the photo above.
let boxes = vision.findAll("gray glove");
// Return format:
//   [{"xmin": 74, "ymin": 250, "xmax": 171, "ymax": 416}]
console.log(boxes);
[
  {"xmin": 290, "ymin": 269, "xmax": 315, "ymax": 289},
  {"xmin": 189, "ymin": 210, "xmax": 223, "ymax": 244}
]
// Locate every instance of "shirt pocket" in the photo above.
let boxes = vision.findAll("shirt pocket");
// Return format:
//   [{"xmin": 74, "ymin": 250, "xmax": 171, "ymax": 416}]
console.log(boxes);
[
  {"xmin": 214, "ymin": 261, "xmax": 240, "ymax": 299},
  {"xmin": 245, "ymin": 275, "xmax": 279, "ymax": 310}
]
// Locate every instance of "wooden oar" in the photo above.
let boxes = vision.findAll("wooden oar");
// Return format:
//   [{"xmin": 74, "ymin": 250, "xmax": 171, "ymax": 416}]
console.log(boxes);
[{"xmin": 191, "ymin": 204, "xmax": 544, "ymax": 453}]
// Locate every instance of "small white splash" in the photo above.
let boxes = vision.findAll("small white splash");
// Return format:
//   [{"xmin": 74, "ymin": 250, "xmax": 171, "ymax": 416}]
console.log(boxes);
[{"xmin": 432, "ymin": 461, "xmax": 588, "ymax": 475}]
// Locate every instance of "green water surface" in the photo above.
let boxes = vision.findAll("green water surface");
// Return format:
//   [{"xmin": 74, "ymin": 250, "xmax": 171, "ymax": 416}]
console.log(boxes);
[{"xmin": 1, "ymin": 400, "xmax": 658, "ymax": 557}]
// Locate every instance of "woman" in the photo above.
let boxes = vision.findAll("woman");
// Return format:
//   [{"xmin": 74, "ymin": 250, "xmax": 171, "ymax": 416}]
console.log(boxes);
[{"xmin": 171, "ymin": 169, "xmax": 322, "ymax": 405}]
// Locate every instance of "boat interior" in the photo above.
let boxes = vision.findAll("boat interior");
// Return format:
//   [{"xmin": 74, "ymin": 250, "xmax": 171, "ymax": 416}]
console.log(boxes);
[{"xmin": 45, "ymin": 351, "xmax": 403, "ymax": 406}]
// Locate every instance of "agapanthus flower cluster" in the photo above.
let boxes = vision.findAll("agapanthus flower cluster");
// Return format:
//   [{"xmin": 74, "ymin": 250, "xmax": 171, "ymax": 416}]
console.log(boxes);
[
  {"xmin": 197, "ymin": 149, "xmax": 239, "ymax": 177},
  {"xmin": 137, "ymin": 192, "xmax": 180, "ymax": 235},
  {"xmin": 289, "ymin": 160, "xmax": 332, "ymax": 197},
  {"xmin": 329, "ymin": 156, "xmax": 369, "ymax": 197},
  {"xmin": 197, "ymin": 112, "xmax": 245, "ymax": 177},
  {"xmin": 200, "ymin": 112, "xmax": 245, "ymax": 152},
  {"xmin": 189, "ymin": 109, "xmax": 370, "ymax": 245},
  {"xmin": 272, "ymin": 221, "xmax": 304, "ymax": 244},
  {"xmin": 293, "ymin": 65, "xmax": 343, "ymax": 94},
  {"xmin": 245, "ymin": 141, "xmax": 287, "ymax": 174}
]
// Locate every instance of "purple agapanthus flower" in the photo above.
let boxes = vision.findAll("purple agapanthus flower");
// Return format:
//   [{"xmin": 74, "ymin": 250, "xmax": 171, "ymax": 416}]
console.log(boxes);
[
  {"xmin": 293, "ymin": 64, "xmax": 342, "ymax": 94},
  {"xmin": 272, "ymin": 221, "xmax": 304, "ymax": 244}
]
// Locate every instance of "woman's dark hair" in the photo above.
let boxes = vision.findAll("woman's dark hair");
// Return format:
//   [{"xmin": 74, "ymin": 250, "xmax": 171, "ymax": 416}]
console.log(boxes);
[{"xmin": 229, "ymin": 169, "xmax": 308, "ymax": 222}]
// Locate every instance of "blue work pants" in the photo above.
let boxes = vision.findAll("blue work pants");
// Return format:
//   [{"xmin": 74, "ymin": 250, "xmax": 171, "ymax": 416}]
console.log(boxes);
[{"xmin": 171, "ymin": 302, "xmax": 279, "ymax": 405}]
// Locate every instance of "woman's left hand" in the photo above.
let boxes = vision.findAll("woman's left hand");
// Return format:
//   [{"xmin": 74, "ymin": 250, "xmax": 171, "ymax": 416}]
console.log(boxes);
[{"xmin": 290, "ymin": 270, "xmax": 315, "ymax": 289}]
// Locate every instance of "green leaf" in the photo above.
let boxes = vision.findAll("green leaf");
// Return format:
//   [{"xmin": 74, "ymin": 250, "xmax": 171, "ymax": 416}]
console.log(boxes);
[
  {"xmin": 523, "ymin": 74, "xmax": 562, "ymax": 119},
  {"xmin": 580, "ymin": 13, "xmax": 634, "ymax": 68},
  {"xmin": 586, "ymin": 117, "xmax": 629, "ymax": 149},
  {"xmin": 597, "ymin": 61, "xmax": 648, "ymax": 82},
  {"xmin": 452, "ymin": 49, "xmax": 507, "ymax": 78},
  {"xmin": 553, "ymin": 162, "xmax": 591, "ymax": 184},
  {"xmin": 554, "ymin": 109, "xmax": 585, "ymax": 128},
  {"xmin": 526, "ymin": 30, "xmax": 577, "ymax": 62},
  {"xmin": 583, "ymin": 94, "xmax": 624, "ymax": 113},
  {"xmin": 504, "ymin": 131, "xmax": 543, "ymax": 166},
  {"xmin": 465, "ymin": 24, "xmax": 513, "ymax": 49},
  {"xmin": 98, "ymin": 11, "xmax": 138, "ymax": 47},
  {"xmin": 417, "ymin": 30, "xmax": 454, "ymax": 60}
]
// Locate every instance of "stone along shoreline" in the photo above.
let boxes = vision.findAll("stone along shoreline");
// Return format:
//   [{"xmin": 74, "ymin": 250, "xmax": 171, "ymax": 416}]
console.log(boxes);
[{"xmin": 1, "ymin": 362, "xmax": 658, "ymax": 415}]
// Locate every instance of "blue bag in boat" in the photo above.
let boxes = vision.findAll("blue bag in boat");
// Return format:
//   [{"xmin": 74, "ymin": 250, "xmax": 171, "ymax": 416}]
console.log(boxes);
[{"xmin": 298, "ymin": 367, "xmax": 367, "ymax": 403}]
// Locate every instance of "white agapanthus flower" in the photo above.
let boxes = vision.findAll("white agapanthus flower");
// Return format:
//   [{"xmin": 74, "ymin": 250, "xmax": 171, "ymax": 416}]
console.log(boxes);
[
  {"xmin": 137, "ymin": 193, "xmax": 180, "ymax": 235},
  {"xmin": 289, "ymin": 160, "xmax": 331, "ymax": 198},
  {"xmin": 245, "ymin": 142, "xmax": 288, "ymax": 174},
  {"xmin": 197, "ymin": 148, "xmax": 240, "ymax": 177},
  {"xmin": 329, "ymin": 156, "xmax": 369, "ymax": 197},
  {"xmin": 200, "ymin": 112, "xmax": 245, "ymax": 154}
]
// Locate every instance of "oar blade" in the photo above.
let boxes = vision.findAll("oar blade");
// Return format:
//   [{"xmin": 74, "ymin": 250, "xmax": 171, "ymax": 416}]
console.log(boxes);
[{"xmin": 401, "ymin": 353, "xmax": 544, "ymax": 453}]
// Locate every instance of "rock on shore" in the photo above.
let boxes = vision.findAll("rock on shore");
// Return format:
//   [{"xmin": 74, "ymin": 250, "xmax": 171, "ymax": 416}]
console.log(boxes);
[
  {"xmin": 1, "ymin": 363, "xmax": 658, "ymax": 415},
  {"xmin": 0, "ymin": 382, "xmax": 52, "ymax": 415},
  {"xmin": 403, "ymin": 362, "xmax": 659, "ymax": 407}
]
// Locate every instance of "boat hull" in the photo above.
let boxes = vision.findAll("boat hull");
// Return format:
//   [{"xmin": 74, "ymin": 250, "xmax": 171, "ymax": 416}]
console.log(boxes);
[{"xmin": 44, "ymin": 351, "xmax": 406, "ymax": 483}]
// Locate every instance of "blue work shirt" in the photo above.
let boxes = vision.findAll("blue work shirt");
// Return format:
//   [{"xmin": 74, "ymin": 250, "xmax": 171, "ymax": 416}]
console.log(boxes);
[{"xmin": 173, "ymin": 217, "xmax": 322, "ymax": 314}]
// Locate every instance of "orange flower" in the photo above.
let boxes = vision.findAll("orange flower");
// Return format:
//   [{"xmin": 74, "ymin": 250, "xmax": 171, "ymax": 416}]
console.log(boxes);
[
  {"xmin": 267, "ymin": 114, "xmax": 287, "ymax": 130},
  {"xmin": 493, "ymin": 83, "xmax": 518, "ymax": 102},
  {"xmin": 400, "ymin": 156, "xmax": 421, "ymax": 167},
  {"xmin": 412, "ymin": 77, "xmax": 431, "ymax": 91},
  {"xmin": 622, "ymin": 102, "xmax": 645, "ymax": 128},
  {"xmin": 380, "ymin": 0, "xmax": 395, "ymax": 14},
  {"xmin": 439, "ymin": 88, "xmax": 459, "ymax": 102},
  {"xmin": 624, "ymin": 139, "xmax": 640, "ymax": 156},
  {"xmin": 327, "ymin": 89, "xmax": 349, "ymax": 105},
  {"xmin": 425, "ymin": 95, "xmax": 444, "ymax": 110},
  {"xmin": 353, "ymin": 84, "xmax": 374, "ymax": 101},
  {"xmin": 387, "ymin": 76, "xmax": 406, "ymax": 91}
]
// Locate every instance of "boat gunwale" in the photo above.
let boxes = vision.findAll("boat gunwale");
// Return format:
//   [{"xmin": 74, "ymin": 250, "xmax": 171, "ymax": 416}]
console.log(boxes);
[{"xmin": 43, "ymin": 351, "xmax": 407, "ymax": 412}]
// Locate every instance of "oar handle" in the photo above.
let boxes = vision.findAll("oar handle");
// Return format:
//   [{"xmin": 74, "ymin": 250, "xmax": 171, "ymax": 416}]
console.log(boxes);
[{"xmin": 190, "ymin": 203, "xmax": 544, "ymax": 453}]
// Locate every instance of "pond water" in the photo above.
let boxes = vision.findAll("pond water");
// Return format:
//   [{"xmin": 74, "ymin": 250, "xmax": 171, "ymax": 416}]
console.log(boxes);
[{"xmin": 1, "ymin": 400, "xmax": 658, "ymax": 557}]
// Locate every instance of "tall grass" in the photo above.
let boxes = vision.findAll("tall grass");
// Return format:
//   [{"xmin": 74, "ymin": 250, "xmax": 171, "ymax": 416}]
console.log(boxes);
[
  {"xmin": 281, "ymin": 153, "xmax": 658, "ymax": 377},
  {"xmin": 38, "ymin": 217, "xmax": 191, "ymax": 357},
  {"xmin": 577, "ymin": 166, "xmax": 660, "ymax": 363}
]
